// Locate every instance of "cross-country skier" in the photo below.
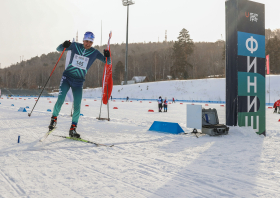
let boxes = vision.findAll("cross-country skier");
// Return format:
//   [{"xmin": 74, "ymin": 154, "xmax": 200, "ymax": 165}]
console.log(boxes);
[{"xmin": 48, "ymin": 31, "xmax": 111, "ymax": 138}]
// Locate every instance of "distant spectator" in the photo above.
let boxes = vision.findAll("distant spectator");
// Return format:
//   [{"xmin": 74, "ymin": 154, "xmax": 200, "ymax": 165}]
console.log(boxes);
[
  {"xmin": 126, "ymin": 96, "xmax": 129, "ymax": 102},
  {"xmin": 163, "ymin": 97, "xmax": 168, "ymax": 112},
  {"xmin": 111, "ymin": 95, "xmax": 112, "ymax": 101},
  {"xmin": 273, "ymin": 99, "xmax": 280, "ymax": 113},
  {"xmin": 172, "ymin": 97, "xmax": 175, "ymax": 103},
  {"xmin": 158, "ymin": 96, "xmax": 163, "ymax": 112}
]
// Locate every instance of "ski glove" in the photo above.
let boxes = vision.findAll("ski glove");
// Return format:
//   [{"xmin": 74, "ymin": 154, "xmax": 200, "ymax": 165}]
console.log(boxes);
[
  {"xmin": 104, "ymin": 49, "xmax": 110, "ymax": 57},
  {"xmin": 62, "ymin": 41, "xmax": 71, "ymax": 48}
]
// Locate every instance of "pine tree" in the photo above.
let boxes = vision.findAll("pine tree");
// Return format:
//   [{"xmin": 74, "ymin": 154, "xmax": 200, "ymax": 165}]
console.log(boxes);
[
  {"xmin": 171, "ymin": 28, "xmax": 194, "ymax": 79},
  {"xmin": 113, "ymin": 61, "xmax": 125, "ymax": 84},
  {"xmin": 266, "ymin": 36, "xmax": 280, "ymax": 74}
]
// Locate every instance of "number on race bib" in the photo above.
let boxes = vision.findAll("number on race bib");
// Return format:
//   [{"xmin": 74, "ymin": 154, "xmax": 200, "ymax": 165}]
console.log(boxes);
[
  {"xmin": 77, "ymin": 61, "xmax": 83, "ymax": 66},
  {"xmin": 72, "ymin": 54, "xmax": 89, "ymax": 70}
]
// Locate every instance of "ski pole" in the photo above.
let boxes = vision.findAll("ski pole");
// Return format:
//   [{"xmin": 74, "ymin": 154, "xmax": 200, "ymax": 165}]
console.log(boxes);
[{"xmin": 28, "ymin": 46, "xmax": 67, "ymax": 117}]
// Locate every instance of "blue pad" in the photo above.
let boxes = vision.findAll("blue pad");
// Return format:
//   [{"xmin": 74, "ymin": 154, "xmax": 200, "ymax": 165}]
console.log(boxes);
[
  {"xmin": 18, "ymin": 107, "xmax": 27, "ymax": 112},
  {"xmin": 149, "ymin": 121, "xmax": 184, "ymax": 134}
]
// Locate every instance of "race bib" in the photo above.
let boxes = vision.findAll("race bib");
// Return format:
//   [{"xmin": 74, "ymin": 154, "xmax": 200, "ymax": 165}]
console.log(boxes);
[{"xmin": 72, "ymin": 54, "xmax": 89, "ymax": 70}]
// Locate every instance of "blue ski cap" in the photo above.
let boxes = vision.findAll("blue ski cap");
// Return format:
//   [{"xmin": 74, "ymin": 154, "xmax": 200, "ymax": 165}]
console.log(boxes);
[{"xmin": 83, "ymin": 31, "xmax": 95, "ymax": 42}]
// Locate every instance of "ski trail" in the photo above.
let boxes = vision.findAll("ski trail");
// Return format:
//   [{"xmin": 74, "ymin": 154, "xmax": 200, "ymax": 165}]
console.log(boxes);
[
  {"xmin": 48, "ymin": 149, "xmax": 163, "ymax": 198},
  {"xmin": 50, "ymin": 146, "xmax": 209, "ymax": 197},
  {"xmin": 0, "ymin": 168, "xmax": 25, "ymax": 197},
  {"xmin": 0, "ymin": 135, "xmax": 171, "ymax": 156},
  {"xmin": 122, "ymin": 158, "xmax": 236, "ymax": 197},
  {"xmin": 123, "ymin": 156, "xmax": 280, "ymax": 197},
  {"xmin": 5, "ymin": 150, "xmax": 86, "ymax": 198}
]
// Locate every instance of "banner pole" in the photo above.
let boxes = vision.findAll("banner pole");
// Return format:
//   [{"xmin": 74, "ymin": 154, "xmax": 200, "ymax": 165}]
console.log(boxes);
[
  {"xmin": 107, "ymin": 85, "xmax": 110, "ymax": 121},
  {"xmin": 269, "ymin": 73, "xmax": 271, "ymax": 104},
  {"xmin": 99, "ymin": 91, "xmax": 103, "ymax": 119}
]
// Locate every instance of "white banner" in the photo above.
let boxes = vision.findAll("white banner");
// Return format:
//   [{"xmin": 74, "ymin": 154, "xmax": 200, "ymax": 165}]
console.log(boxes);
[{"xmin": 64, "ymin": 38, "xmax": 75, "ymax": 103}]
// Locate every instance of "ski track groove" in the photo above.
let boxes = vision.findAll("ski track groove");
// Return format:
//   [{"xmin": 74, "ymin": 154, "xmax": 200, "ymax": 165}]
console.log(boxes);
[
  {"xmin": 0, "ymin": 135, "xmax": 172, "ymax": 156},
  {"xmin": 46, "ymin": 146, "xmax": 223, "ymax": 198},
  {"xmin": 48, "ymin": 149, "xmax": 164, "ymax": 198},
  {"xmin": 2, "ymin": 136, "xmax": 276, "ymax": 197},
  {"xmin": 78, "ymin": 148, "xmax": 233, "ymax": 197},
  {"xmin": 122, "ymin": 158, "xmax": 236, "ymax": 197},
  {"xmin": 11, "ymin": 149, "xmax": 86, "ymax": 198},
  {"xmin": 123, "ymin": 156, "xmax": 280, "ymax": 196},
  {"xmin": 0, "ymin": 168, "xmax": 25, "ymax": 197}
]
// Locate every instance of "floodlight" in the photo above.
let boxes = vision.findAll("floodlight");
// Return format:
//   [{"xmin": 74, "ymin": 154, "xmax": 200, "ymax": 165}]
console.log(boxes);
[{"xmin": 122, "ymin": 0, "xmax": 135, "ymax": 6}]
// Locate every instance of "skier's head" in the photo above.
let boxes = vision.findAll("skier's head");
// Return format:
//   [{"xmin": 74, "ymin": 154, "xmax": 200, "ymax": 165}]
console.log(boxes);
[{"xmin": 83, "ymin": 31, "xmax": 95, "ymax": 49}]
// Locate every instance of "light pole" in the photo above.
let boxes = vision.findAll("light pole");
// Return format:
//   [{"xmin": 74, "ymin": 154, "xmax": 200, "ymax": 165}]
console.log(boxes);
[{"xmin": 122, "ymin": 0, "xmax": 135, "ymax": 85}]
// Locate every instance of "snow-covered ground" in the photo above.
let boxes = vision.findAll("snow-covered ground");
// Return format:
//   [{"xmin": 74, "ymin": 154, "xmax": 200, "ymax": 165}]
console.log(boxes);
[
  {"xmin": 1, "ymin": 78, "xmax": 280, "ymax": 197},
  {"xmin": 80, "ymin": 75, "xmax": 280, "ymax": 104}
]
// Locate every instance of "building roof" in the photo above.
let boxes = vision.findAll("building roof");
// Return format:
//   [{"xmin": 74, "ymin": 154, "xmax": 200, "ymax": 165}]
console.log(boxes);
[{"xmin": 131, "ymin": 76, "xmax": 146, "ymax": 83}]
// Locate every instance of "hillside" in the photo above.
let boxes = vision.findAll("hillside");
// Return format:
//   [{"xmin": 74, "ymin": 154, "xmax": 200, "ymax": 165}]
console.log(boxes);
[
  {"xmin": 0, "ymin": 41, "xmax": 224, "ymax": 90},
  {"xmin": 56, "ymin": 75, "xmax": 280, "ymax": 104}
]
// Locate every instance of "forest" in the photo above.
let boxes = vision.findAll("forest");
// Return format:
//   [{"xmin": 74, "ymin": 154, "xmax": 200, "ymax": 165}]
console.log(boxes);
[{"xmin": 0, "ymin": 28, "xmax": 278, "ymax": 91}]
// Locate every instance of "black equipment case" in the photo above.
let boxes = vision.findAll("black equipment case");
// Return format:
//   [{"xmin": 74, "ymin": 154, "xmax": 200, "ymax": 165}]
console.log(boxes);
[{"xmin": 202, "ymin": 108, "xmax": 229, "ymax": 136}]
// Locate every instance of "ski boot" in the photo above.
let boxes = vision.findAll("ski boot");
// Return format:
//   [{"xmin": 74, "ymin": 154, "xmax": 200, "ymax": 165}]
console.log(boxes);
[
  {"xmin": 69, "ymin": 124, "xmax": 80, "ymax": 138},
  {"xmin": 48, "ymin": 116, "xmax": 57, "ymax": 130}
]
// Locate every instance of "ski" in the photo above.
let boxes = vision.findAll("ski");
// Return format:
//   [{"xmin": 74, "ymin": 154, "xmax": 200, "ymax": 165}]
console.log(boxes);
[
  {"xmin": 52, "ymin": 135, "xmax": 114, "ymax": 147},
  {"xmin": 39, "ymin": 128, "xmax": 56, "ymax": 142}
]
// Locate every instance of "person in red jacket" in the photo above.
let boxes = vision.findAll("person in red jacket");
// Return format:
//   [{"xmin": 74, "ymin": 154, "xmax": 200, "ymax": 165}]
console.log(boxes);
[
  {"xmin": 273, "ymin": 99, "xmax": 280, "ymax": 113},
  {"xmin": 163, "ymin": 97, "xmax": 168, "ymax": 112}
]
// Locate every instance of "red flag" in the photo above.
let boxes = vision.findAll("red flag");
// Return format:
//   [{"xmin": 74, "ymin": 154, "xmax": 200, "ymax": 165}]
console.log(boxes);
[
  {"xmin": 266, "ymin": 55, "xmax": 270, "ymax": 74},
  {"xmin": 102, "ymin": 31, "xmax": 113, "ymax": 105}
]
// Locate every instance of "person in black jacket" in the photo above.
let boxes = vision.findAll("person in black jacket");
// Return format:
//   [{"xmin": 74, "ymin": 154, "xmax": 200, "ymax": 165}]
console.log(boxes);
[{"xmin": 158, "ymin": 96, "xmax": 163, "ymax": 112}]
